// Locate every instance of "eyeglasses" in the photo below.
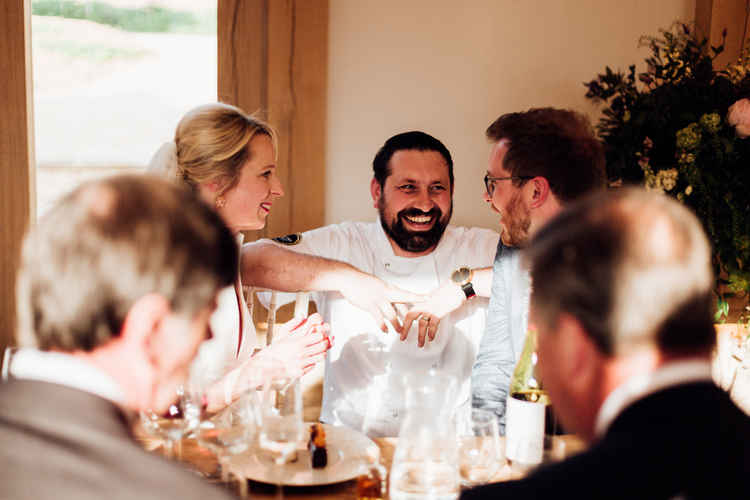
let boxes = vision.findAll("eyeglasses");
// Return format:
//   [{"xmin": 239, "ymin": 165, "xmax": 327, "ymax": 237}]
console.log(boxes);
[{"xmin": 484, "ymin": 174, "xmax": 533, "ymax": 196}]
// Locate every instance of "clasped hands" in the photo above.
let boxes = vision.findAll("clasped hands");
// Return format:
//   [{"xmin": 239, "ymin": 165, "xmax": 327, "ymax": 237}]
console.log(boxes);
[{"xmin": 341, "ymin": 276, "xmax": 466, "ymax": 348}]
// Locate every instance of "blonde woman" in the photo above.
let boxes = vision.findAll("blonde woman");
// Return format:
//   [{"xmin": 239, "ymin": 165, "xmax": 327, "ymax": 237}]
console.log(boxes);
[{"xmin": 149, "ymin": 103, "xmax": 331, "ymax": 411}]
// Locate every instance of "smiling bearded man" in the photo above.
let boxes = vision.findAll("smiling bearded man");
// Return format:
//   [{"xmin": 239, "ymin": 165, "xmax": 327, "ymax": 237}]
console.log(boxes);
[
  {"xmin": 373, "ymin": 142, "xmax": 454, "ymax": 255},
  {"xmin": 378, "ymin": 199, "xmax": 452, "ymax": 253},
  {"xmin": 376, "ymin": 154, "xmax": 453, "ymax": 254},
  {"xmin": 240, "ymin": 131, "xmax": 499, "ymax": 436}
]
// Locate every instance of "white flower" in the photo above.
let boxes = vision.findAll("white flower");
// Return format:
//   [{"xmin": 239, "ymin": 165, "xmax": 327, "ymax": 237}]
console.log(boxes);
[{"xmin": 728, "ymin": 98, "xmax": 750, "ymax": 138}]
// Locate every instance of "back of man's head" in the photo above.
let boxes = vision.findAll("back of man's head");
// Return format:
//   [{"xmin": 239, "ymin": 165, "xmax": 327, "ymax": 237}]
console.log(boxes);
[
  {"xmin": 16, "ymin": 174, "xmax": 237, "ymax": 352},
  {"xmin": 486, "ymin": 107, "xmax": 606, "ymax": 202},
  {"xmin": 526, "ymin": 188, "xmax": 715, "ymax": 357}
]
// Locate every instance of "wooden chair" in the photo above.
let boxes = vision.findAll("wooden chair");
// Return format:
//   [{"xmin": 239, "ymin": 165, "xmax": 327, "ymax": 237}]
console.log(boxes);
[{"xmin": 243, "ymin": 287, "xmax": 322, "ymax": 421}]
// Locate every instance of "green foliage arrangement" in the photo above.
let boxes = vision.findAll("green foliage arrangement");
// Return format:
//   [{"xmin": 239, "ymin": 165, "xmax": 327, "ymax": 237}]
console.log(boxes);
[
  {"xmin": 32, "ymin": 0, "xmax": 214, "ymax": 34},
  {"xmin": 584, "ymin": 23, "xmax": 750, "ymax": 321}
]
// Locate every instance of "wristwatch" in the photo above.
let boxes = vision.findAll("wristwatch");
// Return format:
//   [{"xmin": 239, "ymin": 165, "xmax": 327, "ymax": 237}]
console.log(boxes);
[{"xmin": 451, "ymin": 267, "xmax": 476, "ymax": 300}]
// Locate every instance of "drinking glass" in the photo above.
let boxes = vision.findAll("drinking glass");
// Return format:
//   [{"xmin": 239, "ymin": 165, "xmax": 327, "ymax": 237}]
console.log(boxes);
[
  {"xmin": 258, "ymin": 378, "xmax": 304, "ymax": 465},
  {"xmin": 390, "ymin": 370, "xmax": 460, "ymax": 500},
  {"xmin": 139, "ymin": 405, "xmax": 187, "ymax": 459},
  {"xmin": 356, "ymin": 445, "xmax": 388, "ymax": 500},
  {"xmin": 196, "ymin": 389, "xmax": 257, "ymax": 491},
  {"xmin": 456, "ymin": 408, "xmax": 503, "ymax": 487}
]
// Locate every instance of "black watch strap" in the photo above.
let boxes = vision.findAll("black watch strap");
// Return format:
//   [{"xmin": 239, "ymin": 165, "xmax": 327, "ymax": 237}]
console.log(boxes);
[{"xmin": 461, "ymin": 282, "xmax": 476, "ymax": 299}]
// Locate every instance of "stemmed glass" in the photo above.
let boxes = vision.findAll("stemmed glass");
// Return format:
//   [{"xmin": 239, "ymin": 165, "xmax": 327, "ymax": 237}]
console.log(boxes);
[
  {"xmin": 139, "ymin": 405, "xmax": 185, "ymax": 458},
  {"xmin": 456, "ymin": 408, "xmax": 503, "ymax": 487}
]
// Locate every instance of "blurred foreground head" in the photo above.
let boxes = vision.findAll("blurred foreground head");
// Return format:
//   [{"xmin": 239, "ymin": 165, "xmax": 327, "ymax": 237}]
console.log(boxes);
[
  {"xmin": 526, "ymin": 188, "xmax": 715, "ymax": 440},
  {"xmin": 16, "ymin": 174, "xmax": 237, "ymax": 353},
  {"xmin": 527, "ymin": 187, "xmax": 714, "ymax": 357},
  {"xmin": 15, "ymin": 175, "xmax": 237, "ymax": 412}
]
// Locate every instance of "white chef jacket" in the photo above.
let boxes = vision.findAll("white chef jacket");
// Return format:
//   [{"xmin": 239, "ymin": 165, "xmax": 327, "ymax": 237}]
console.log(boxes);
[{"xmin": 261, "ymin": 220, "xmax": 499, "ymax": 436}]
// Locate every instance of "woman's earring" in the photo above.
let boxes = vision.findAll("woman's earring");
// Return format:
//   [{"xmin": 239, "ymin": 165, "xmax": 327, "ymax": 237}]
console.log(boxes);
[{"xmin": 215, "ymin": 196, "xmax": 226, "ymax": 209}]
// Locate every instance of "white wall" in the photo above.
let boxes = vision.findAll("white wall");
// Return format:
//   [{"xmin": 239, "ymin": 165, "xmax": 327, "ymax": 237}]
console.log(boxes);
[{"xmin": 326, "ymin": 0, "xmax": 695, "ymax": 229}]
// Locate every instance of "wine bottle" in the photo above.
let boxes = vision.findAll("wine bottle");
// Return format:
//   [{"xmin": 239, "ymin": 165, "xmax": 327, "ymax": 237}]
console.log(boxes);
[{"xmin": 505, "ymin": 326, "xmax": 552, "ymax": 468}]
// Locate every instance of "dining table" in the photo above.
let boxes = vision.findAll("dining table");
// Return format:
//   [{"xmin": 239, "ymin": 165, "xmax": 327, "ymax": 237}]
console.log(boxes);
[{"xmin": 136, "ymin": 425, "xmax": 586, "ymax": 500}]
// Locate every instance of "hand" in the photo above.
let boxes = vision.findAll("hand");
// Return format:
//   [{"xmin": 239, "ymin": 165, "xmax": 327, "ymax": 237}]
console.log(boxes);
[
  {"xmin": 401, "ymin": 281, "xmax": 465, "ymax": 347},
  {"xmin": 264, "ymin": 313, "xmax": 333, "ymax": 378},
  {"xmin": 339, "ymin": 273, "xmax": 423, "ymax": 334},
  {"xmin": 230, "ymin": 314, "xmax": 332, "ymax": 397}
]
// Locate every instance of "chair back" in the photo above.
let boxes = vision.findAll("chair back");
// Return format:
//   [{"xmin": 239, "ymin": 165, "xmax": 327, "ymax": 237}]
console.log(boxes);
[
  {"xmin": 243, "ymin": 287, "xmax": 310, "ymax": 346},
  {"xmin": 1, "ymin": 346, "xmax": 18, "ymax": 381}
]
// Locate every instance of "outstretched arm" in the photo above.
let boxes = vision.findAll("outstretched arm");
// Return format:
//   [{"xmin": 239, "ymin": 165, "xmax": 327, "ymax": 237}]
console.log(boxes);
[{"xmin": 241, "ymin": 241, "xmax": 421, "ymax": 333}]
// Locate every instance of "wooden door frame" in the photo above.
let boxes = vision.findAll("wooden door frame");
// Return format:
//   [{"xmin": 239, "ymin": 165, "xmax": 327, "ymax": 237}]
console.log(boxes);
[{"xmin": 1, "ymin": 0, "xmax": 35, "ymax": 353}]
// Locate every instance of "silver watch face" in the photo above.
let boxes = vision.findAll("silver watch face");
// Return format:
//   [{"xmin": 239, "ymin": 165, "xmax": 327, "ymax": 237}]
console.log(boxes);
[{"xmin": 452, "ymin": 267, "xmax": 471, "ymax": 285}]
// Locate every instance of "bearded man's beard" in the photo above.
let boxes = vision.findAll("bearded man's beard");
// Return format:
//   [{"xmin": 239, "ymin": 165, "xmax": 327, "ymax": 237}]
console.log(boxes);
[
  {"xmin": 500, "ymin": 192, "xmax": 531, "ymax": 248},
  {"xmin": 379, "ymin": 200, "xmax": 452, "ymax": 253}
]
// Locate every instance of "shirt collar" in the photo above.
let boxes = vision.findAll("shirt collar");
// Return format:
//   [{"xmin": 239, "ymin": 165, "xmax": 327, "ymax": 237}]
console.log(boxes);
[
  {"xmin": 594, "ymin": 359, "xmax": 712, "ymax": 437},
  {"xmin": 9, "ymin": 348, "xmax": 126, "ymax": 405}
]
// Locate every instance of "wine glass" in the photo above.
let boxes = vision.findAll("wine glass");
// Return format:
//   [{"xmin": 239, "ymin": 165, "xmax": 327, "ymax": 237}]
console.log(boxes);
[
  {"xmin": 456, "ymin": 408, "xmax": 503, "ymax": 487},
  {"xmin": 139, "ymin": 393, "xmax": 189, "ymax": 460}
]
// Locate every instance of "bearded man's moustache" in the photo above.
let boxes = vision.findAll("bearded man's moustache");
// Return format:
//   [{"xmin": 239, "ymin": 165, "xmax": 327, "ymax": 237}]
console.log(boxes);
[{"xmin": 400, "ymin": 208, "xmax": 441, "ymax": 218}]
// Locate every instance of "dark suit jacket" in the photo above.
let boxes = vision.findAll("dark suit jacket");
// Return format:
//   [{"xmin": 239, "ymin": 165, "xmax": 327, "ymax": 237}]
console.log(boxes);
[
  {"xmin": 0, "ymin": 379, "xmax": 234, "ymax": 500},
  {"xmin": 461, "ymin": 382, "xmax": 750, "ymax": 499}
]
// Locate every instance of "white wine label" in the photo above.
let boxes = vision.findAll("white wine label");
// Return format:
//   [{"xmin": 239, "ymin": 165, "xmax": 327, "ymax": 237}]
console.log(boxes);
[{"xmin": 505, "ymin": 396, "xmax": 545, "ymax": 465}]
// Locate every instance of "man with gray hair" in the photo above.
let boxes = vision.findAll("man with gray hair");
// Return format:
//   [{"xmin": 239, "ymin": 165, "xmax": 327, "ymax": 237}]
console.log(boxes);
[
  {"xmin": 461, "ymin": 189, "xmax": 750, "ymax": 499},
  {"xmin": 1, "ymin": 175, "xmax": 238, "ymax": 500}
]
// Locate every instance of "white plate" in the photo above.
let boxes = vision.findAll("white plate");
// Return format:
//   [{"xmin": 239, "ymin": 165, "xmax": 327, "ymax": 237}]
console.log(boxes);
[{"xmin": 226, "ymin": 423, "xmax": 378, "ymax": 486}]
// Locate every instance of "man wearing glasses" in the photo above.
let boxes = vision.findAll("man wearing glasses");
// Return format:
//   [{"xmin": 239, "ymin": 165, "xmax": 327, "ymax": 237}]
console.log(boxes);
[{"xmin": 468, "ymin": 108, "xmax": 607, "ymax": 432}]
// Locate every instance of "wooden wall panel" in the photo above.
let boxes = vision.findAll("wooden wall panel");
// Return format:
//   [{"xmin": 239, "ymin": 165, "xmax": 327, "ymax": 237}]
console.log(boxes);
[
  {"xmin": 695, "ymin": 0, "xmax": 750, "ymax": 68},
  {"xmin": 266, "ymin": 0, "xmax": 295, "ymax": 237},
  {"xmin": 0, "ymin": 0, "xmax": 35, "ymax": 354},
  {"xmin": 218, "ymin": 0, "xmax": 327, "ymax": 241},
  {"xmin": 218, "ymin": 0, "xmax": 267, "ymax": 116},
  {"xmin": 286, "ymin": 0, "xmax": 328, "ymax": 237}
]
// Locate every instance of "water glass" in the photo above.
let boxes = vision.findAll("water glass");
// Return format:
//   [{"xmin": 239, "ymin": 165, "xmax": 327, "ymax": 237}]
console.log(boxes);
[
  {"xmin": 356, "ymin": 445, "xmax": 388, "ymax": 500},
  {"xmin": 390, "ymin": 370, "xmax": 460, "ymax": 500},
  {"xmin": 258, "ymin": 378, "xmax": 304, "ymax": 465},
  {"xmin": 456, "ymin": 409, "xmax": 503, "ymax": 487},
  {"xmin": 196, "ymin": 390, "xmax": 257, "ymax": 488}
]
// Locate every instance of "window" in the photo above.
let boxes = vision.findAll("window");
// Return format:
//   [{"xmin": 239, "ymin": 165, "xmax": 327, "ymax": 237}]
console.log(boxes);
[{"xmin": 32, "ymin": 0, "xmax": 217, "ymax": 216}]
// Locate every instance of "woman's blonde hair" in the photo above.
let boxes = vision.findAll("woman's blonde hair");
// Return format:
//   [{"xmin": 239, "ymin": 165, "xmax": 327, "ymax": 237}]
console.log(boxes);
[{"xmin": 175, "ymin": 103, "xmax": 277, "ymax": 195}]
